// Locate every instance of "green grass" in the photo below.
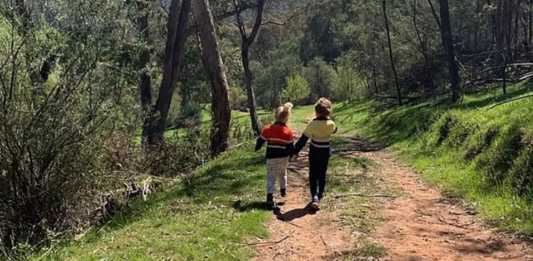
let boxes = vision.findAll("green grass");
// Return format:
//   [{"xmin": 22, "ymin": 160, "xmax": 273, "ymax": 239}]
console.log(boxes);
[
  {"xmin": 32, "ymin": 147, "xmax": 272, "ymax": 261},
  {"xmin": 338, "ymin": 240, "xmax": 387, "ymax": 260},
  {"xmin": 134, "ymin": 108, "xmax": 275, "ymax": 145},
  {"xmin": 326, "ymin": 81, "xmax": 533, "ymax": 234},
  {"xmin": 26, "ymin": 104, "xmax": 389, "ymax": 261},
  {"xmin": 327, "ymin": 240, "xmax": 387, "ymax": 261}
]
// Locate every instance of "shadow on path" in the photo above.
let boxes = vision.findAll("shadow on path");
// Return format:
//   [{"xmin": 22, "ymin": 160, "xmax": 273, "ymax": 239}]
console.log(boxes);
[{"xmin": 273, "ymin": 205, "xmax": 316, "ymax": 222}]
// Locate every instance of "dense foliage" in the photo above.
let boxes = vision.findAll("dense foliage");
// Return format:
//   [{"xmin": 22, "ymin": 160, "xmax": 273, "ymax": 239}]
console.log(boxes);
[{"xmin": 3, "ymin": 0, "xmax": 533, "ymax": 258}]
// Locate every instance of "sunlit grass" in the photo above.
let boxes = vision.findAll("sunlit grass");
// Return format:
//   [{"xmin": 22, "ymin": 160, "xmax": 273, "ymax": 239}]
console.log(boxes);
[
  {"xmin": 324, "ymin": 81, "xmax": 533, "ymax": 234},
  {"xmin": 31, "ymin": 147, "xmax": 271, "ymax": 261}
]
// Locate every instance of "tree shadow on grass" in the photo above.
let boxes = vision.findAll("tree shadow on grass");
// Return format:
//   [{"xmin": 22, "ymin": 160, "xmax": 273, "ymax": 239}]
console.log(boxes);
[
  {"xmin": 458, "ymin": 81, "xmax": 533, "ymax": 109},
  {"xmin": 180, "ymin": 155, "xmax": 265, "ymax": 199},
  {"xmin": 232, "ymin": 200, "xmax": 272, "ymax": 212},
  {"xmin": 93, "ymin": 152, "xmax": 267, "ymax": 235},
  {"xmin": 356, "ymin": 82, "xmax": 533, "ymax": 147}
]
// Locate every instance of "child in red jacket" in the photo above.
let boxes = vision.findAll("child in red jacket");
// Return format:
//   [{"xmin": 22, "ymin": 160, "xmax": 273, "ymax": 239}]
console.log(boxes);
[{"xmin": 255, "ymin": 103, "xmax": 295, "ymax": 206}]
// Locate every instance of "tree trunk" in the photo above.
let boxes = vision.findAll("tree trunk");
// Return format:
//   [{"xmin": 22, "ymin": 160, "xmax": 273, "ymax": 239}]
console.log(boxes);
[
  {"xmin": 439, "ymin": 0, "xmax": 461, "ymax": 101},
  {"xmin": 487, "ymin": 0, "xmax": 508, "ymax": 94},
  {"xmin": 474, "ymin": 0, "xmax": 482, "ymax": 51},
  {"xmin": 413, "ymin": 0, "xmax": 434, "ymax": 99},
  {"xmin": 382, "ymin": 0, "xmax": 402, "ymax": 106},
  {"xmin": 142, "ymin": 0, "xmax": 192, "ymax": 146},
  {"xmin": 235, "ymin": 0, "xmax": 265, "ymax": 136},
  {"xmin": 15, "ymin": 0, "xmax": 55, "ymax": 84},
  {"xmin": 530, "ymin": 0, "xmax": 533, "ymax": 47},
  {"xmin": 138, "ymin": 0, "xmax": 152, "ymax": 116},
  {"xmin": 194, "ymin": 0, "xmax": 231, "ymax": 156},
  {"xmin": 15, "ymin": 0, "xmax": 31, "ymax": 35},
  {"xmin": 513, "ymin": 0, "xmax": 521, "ymax": 59},
  {"xmin": 242, "ymin": 44, "xmax": 261, "ymax": 135},
  {"xmin": 371, "ymin": 31, "xmax": 379, "ymax": 96}
]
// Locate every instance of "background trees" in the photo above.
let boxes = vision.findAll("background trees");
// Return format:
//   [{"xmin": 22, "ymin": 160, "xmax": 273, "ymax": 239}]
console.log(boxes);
[{"xmin": 4, "ymin": 0, "xmax": 533, "ymax": 257}]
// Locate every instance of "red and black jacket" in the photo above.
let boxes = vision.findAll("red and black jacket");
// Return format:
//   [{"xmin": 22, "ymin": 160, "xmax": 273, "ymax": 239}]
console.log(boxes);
[{"xmin": 255, "ymin": 122, "xmax": 295, "ymax": 159}]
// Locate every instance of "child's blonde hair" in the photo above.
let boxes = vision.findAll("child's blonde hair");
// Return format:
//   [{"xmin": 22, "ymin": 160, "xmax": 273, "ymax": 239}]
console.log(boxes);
[
  {"xmin": 315, "ymin": 98, "xmax": 332, "ymax": 117},
  {"xmin": 275, "ymin": 102, "xmax": 293, "ymax": 124}
]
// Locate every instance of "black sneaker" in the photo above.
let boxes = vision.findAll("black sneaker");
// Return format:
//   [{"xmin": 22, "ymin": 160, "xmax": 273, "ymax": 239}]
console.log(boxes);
[
  {"xmin": 266, "ymin": 194, "xmax": 274, "ymax": 206},
  {"xmin": 318, "ymin": 193, "xmax": 324, "ymax": 201},
  {"xmin": 281, "ymin": 188, "xmax": 287, "ymax": 198}
]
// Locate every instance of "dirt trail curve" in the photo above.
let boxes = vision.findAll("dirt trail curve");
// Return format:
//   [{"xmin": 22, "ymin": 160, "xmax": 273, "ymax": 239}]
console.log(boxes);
[{"xmin": 254, "ymin": 133, "xmax": 533, "ymax": 261}]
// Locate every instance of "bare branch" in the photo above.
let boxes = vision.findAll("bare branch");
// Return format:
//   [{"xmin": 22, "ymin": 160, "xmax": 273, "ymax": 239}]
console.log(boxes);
[
  {"xmin": 233, "ymin": 0, "xmax": 248, "ymax": 40},
  {"xmin": 260, "ymin": 1, "xmax": 314, "ymax": 27},
  {"xmin": 159, "ymin": 1, "xmax": 170, "ymax": 17},
  {"xmin": 261, "ymin": 20, "xmax": 286, "ymax": 26},
  {"xmin": 247, "ymin": 0, "xmax": 265, "ymax": 43},
  {"xmin": 426, "ymin": 0, "xmax": 442, "ymax": 30},
  {"xmin": 185, "ymin": 2, "xmax": 255, "ymax": 38},
  {"xmin": 488, "ymin": 94, "xmax": 533, "ymax": 110},
  {"xmin": 335, "ymin": 193, "xmax": 398, "ymax": 199}
]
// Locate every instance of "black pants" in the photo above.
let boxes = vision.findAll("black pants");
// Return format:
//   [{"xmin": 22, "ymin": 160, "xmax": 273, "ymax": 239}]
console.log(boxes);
[{"xmin": 309, "ymin": 146, "xmax": 331, "ymax": 199}]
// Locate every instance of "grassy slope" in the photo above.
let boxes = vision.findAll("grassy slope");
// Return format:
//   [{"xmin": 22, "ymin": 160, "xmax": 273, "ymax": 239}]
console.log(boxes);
[
  {"xmin": 329, "ymin": 82, "xmax": 533, "ymax": 233},
  {"xmin": 36, "ymin": 84, "xmax": 533, "ymax": 259},
  {"xmin": 34, "ymin": 148, "xmax": 270, "ymax": 261},
  {"xmin": 34, "ymin": 106, "xmax": 383, "ymax": 260}
]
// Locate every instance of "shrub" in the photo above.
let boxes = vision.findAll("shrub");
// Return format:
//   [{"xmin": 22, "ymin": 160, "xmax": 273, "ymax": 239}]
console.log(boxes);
[
  {"xmin": 229, "ymin": 86, "xmax": 247, "ymax": 110},
  {"xmin": 303, "ymin": 58, "xmax": 338, "ymax": 100},
  {"xmin": 142, "ymin": 125, "xmax": 210, "ymax": 178},
  {"xmin": 0, "ymin": 4, "xmax": 142, "ymax": 255},
  {"xmin": 283, "ymin": 73, "xmax": 310, "ymax": 105}
]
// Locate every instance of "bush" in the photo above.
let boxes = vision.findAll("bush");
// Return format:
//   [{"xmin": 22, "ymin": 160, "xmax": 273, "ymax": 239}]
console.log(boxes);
[
  {"xmin": 283, "ymin": 73, "xmax": 310, "ymax": 105},
  {"xmin": 166, "ymin": 93, "xmax": 183, "ymax": 129},
  {"xmin": 229, "ymin": 86, "xmax": 247, "ymax": 110},
  {"xmin": 143, "ymin": 124, "xmax": 210, "ymax": 178},
  {"xmin": 303, "ymin": 58, "xmax": 338, "ymax": 100},
  {"xmin": 0, "ymin": 45, "xmax": 129, "ymax": 257},
  {"xmin": 334, "ymin": 65, "xmax": 368, "ymax": 101},
  {"xmin": 0, "ymin": 4, "xmax": 143, "ymax": 255}
]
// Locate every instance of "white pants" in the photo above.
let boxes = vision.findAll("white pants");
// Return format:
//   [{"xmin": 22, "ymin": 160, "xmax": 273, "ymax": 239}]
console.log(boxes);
[{"xmin": 266, "ymin": 157, "xmax": 289, "ymax": 194}]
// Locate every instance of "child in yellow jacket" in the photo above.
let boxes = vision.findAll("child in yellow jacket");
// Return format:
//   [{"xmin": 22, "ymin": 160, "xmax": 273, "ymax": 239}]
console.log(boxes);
[{"xmin": 293, "ymin": 98, "xmax": 337, "ymax": 210}]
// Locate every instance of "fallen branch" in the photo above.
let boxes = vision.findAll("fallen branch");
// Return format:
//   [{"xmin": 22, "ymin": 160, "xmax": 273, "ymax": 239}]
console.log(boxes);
[
  {"xmin": 235, "ymin": 233, "xmax": 293, "ymax": 246},
  {"xmin": 487, "ymin": 94, "xmax": 533, "ymax": 110},
  {"xmin": 35, "ymin": 244, "xmax": 55, "ymax": 261},
  {"xmin": 231, "ymin": 141, "xmax": 251, "ymax": 149},
  {"xmin": 438, "ymin": 216, "xmax": 475, "ymax": 229},
  {"xmin": 335, "ymin": 193, "xmax": 397, "ymax": 199},
  {"xmin": 278, "ymin": 218, "xmax": 302, "ymax": 228},
  {"xmin": 320, "ymin": 235, "xmax": 329, "ymax": 247}
]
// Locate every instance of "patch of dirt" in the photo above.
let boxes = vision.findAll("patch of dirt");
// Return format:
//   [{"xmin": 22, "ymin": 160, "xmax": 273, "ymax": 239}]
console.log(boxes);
[
  {"xmin": 363, "ymin": 147, "xmax": 533, "ymax": 261},
  {"xmin": 253, "ymin": 150, "xmax": 356, "ymax": 261},
  {"xmin": 254, "ymin": 134, "xmax": 533, "ymax": 261}
]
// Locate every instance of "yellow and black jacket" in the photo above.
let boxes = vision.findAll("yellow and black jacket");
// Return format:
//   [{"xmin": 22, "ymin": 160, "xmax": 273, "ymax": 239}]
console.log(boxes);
[{"xmin": 294, "ymin": 117, "xmax": 338, "ymax": 155}]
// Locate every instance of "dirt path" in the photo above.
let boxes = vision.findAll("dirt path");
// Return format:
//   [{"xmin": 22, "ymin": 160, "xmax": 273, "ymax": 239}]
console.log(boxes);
[
  {"xmin": 253, "ymin": 148, "xmax": 355, "ymax": 261},
  {"xmin": 364, "ymin": 145, "xmax": 532, "ymax": 261},
  {"xmin": 254, "ymin": 134, "xmax": 533, "ymax": 261}
]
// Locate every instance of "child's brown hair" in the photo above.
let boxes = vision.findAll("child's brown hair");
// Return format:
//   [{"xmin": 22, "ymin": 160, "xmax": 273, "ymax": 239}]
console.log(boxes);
[
  {"xmin": 275, "ymin": 102, "xmax": 293, "ymax": 124},
  {"xmin": 315, "ymin": 98, "xmax": 332, "ymax": 117}
]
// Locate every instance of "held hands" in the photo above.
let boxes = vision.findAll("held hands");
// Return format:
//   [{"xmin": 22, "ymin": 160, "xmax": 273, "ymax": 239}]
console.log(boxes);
[{"xmin": 291, "ymin": 153, "xmax": 300, "ymax": 162}]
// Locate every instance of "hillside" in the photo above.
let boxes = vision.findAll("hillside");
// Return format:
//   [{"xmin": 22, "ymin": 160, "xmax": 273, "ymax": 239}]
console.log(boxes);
[
  {"xmin": 333, "ymin": 81, "xmax": 533, "ymax": 233},
  {"xmin": 30, "ymin": 81, "xmax": 533, "ymax": 260}
]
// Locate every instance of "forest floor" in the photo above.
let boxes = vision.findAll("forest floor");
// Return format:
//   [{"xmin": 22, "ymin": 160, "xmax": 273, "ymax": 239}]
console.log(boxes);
[{"xmin": 255, "ymin": 125, "xmax": 533, "ymax": 260}]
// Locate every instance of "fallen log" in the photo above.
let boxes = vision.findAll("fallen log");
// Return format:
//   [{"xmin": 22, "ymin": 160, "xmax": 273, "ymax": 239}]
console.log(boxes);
[{"xmin": 335, "ymin": 193, "xmax": 398, "ymax": 199}]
